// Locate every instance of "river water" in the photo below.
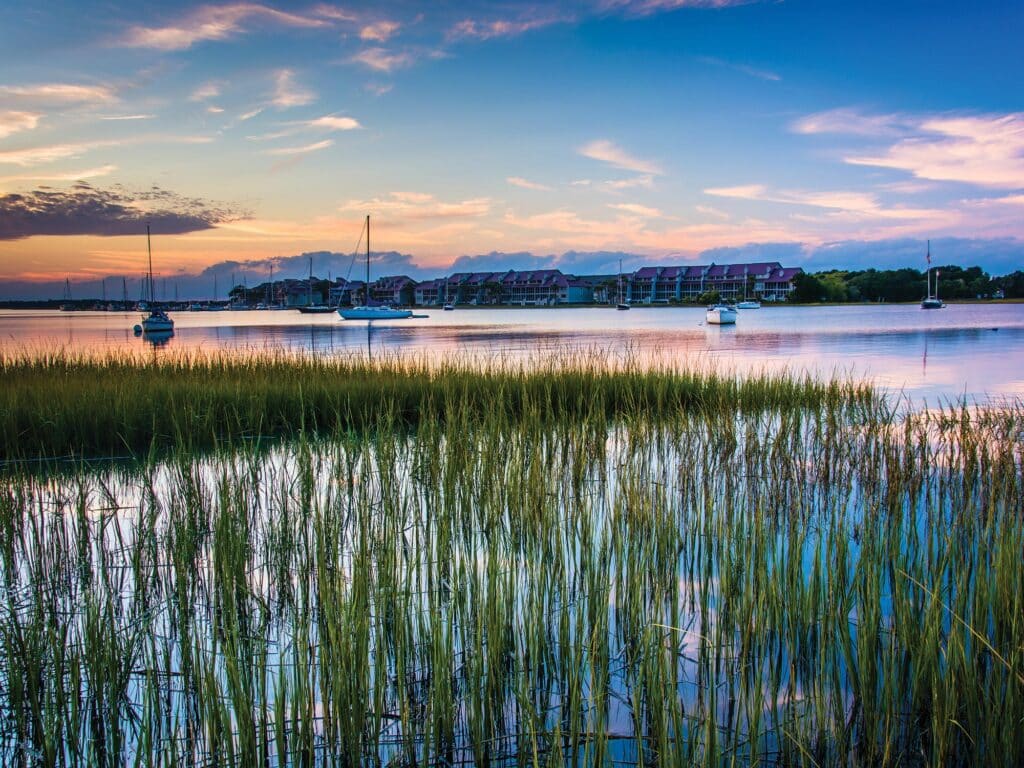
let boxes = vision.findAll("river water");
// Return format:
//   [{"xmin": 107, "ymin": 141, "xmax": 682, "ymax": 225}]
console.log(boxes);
[{"xmin": 2, "ymin": 303, "xmax": 1022, "ymax": 403}]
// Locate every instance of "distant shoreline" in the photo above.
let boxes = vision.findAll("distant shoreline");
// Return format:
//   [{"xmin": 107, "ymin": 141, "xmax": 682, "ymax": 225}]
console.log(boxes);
[{"xmin": 3, "ymin": 298, "xmax": 1023, "ymax": 311}]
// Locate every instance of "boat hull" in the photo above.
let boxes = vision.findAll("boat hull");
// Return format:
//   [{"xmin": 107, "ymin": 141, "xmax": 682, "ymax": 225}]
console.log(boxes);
[
  {"xmin": 921, "ymin": 298, "xmax": 944, "ymax": 309},
  {"xmin": 736, "ymin": 301, "xmax": 761, "ymax": 309},
  {"xmin": 338, "ymin": 306, "xmax": 414, "ymax": 320},
  {"xmin": 297, "ymin": 305, "xmax": 336, "ymax": 314},
  {"xmin": 706, "ymin": 306, "xmax": 737, "ymax": 325},
  {"xmin": 141, "ymin": 315, "xmax": 174, "ymax": 332}
]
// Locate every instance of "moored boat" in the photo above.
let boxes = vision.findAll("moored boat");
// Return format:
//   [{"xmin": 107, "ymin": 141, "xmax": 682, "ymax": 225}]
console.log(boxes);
[
  {"xmin": 135, "ymin": 225, "xmax": 174, "ymax": 335},
  {"xmin": 339, "ymin": 216, "xmax": 415, "ymax": 320},
  {"xmin": 706, "ymin": 303, "xmax": 737, "ymax": 325},
  {"xmin": 921, "ymin": 240, "xmax": 945, "ymax": 309}
]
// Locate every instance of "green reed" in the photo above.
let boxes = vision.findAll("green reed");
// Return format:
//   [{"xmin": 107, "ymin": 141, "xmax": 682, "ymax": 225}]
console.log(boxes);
[
  {"xmin": 0, "ymin": 349, "xmax": 872, "ymax": 461},
  {"xmin": 0, "ymin": 353, "xmax": 1020, "ymax": 766}
]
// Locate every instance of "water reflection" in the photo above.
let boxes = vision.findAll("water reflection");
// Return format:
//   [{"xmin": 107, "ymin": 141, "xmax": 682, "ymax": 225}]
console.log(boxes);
[{"xmin": 2, "ymin": 305, "xmax": 1023, "ymax": 402}]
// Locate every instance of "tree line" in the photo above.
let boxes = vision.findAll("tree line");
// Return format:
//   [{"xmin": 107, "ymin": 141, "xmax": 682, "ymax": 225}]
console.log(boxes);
[{"xmin": 789, "ymin": 266, "xmax": 1024, "ymax": 303}]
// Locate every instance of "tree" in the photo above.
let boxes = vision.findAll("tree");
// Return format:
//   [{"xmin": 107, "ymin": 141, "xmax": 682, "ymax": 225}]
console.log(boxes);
[{"xmin": 788, "ymin": 273, "xmax": 827, "ymax": 303}]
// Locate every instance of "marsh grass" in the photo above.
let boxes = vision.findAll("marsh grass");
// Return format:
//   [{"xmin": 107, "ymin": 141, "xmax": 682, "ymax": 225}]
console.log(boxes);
[
  {"xmin": 0, "ymin": 352, "xmax": 1021, "ymax": 766},
  {"xmin": 0, "ymin": 350, "xmax": 874, "ymax": 461}
]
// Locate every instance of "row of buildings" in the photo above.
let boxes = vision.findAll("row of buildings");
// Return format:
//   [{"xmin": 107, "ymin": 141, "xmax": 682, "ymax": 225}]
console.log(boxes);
[{"xmin": 240, "ymin": 262, "xmax": 803, "ymax": 307}]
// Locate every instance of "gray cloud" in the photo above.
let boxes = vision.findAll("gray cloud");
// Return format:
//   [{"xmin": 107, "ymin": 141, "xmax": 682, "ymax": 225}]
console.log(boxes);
[{"xmin": 0, "ymin": 182, "xmax": 246, "ymax": 240}]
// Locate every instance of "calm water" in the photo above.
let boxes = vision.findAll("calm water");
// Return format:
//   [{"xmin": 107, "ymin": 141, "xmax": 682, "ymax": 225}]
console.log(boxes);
[{"xmin": 2, "ymin": 304, "xmax": 1023, "ymax": 402}]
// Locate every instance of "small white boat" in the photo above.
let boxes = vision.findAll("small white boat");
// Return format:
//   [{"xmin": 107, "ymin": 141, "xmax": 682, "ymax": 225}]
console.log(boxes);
[
  {"xmin": 443, "ymin": 303, "xmax": 455, "ymax": 311},
  {"xmin": 338, "ymin": 215, "xmax": 417, "ymax": 321},
  {"xmin": 706, "ymin": 304, "xmax": 737, "ymax": 325},
  {"xmin": 736, "ymin": 300, "xmax": 761, "ymax": 309}
]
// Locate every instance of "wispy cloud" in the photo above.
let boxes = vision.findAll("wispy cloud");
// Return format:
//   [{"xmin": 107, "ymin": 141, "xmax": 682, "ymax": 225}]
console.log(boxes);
[
  {"xmin": 360, "ymin": 20, "xmax": 400, "ymax": 42},
  {"xmin": 99, "ymin": 114, "xmax": 156, "ymax": 121},
  {"xmin": 119, "ymin": 3, "xmax": 329, "ymax": 51},
  {"xmin": 705, "ymin": 183, "xmax": 947, "ymax": 223},
  {"xmin": 793, "ymin": 108, "xmax": 1024, "ymax": 189},
  {"xmin": 0, "ymin": 141, "xmax": 115, "ymax": 167},
  {"xmin": 190, "ymin": 81, "xmax": 222, "ymax": 101},
  {"xmin": 448, "ymin": 15, "xmax": 566, "ymax": 41},
  {"xmin": 263, "ymin": 139, "xmax": 333, "ymax": 156},
  {"xmin": 338, "ymin": 191, "xmax": 491, "ymax": 220},
  {"xmin": 846, "ymin": 112, "xmax": 1024, "ymax": 189},
  {"xmin": 696, "ymin": 204, "xmax": 730, "ymax": 219},
  {"xmin": 602, "ymin": 175, "xmax": 655, "ymax": 191},
  {"xmin": 0, "ymin": 182, "xmax": 245, "ymax": 240},
  {"xmin": 0, "ymin": 111, "xmax": 42, "ymax": 140},
  {"xmin": 351, "ymin": 47, "xmax": 416, "ymax": 73},
  {"xmin": 608, "ymin": 202, "xmax": 663, "ymax": 217},
  {"xmin": 578, "ymin": 139, "xmax": 663, "ymax": 175},
  {"xmin": 507, "ymin": 176, "xmax": 552, "ymax": 191},
  {"xmin": 0, "ymin": 136, "xmax": 214, "ymax": 167},
  {"xmin": 271, "ymin": 69, "xmax": 316, "ymax": 108},
  {"xmin": 0, "ymin": 165, "xmax": 118, "ymax": 184},
  {"xmin": 696, "ymin": 55, "xmax": 780, "ymax": 82},
  {"xmin": 238, "ymin": 106, "xmax": 264, "ymax": 121},
  {"xmin": 791, "ymin": 108, "xmax": 911, "ymax": 137},
  {"xmin": 0, "ymin": 83, "xmax": 117, "ymax": 105},
  {"xmin": 248, "ymin": 114, "xmax": 361, "ymax": 141},
  {"xmin": 596, "ymin": 0, "xmax": 758, "ymax": 18},
  {"xmin": 307, "ymin": 115, "xmax": 361, "ymax": 131}
]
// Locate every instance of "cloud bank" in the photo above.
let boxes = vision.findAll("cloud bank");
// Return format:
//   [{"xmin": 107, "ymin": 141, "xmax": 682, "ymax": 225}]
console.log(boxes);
[{"xmin": 0, "ymin": 183, "xmax": 246, "ymax": 240}]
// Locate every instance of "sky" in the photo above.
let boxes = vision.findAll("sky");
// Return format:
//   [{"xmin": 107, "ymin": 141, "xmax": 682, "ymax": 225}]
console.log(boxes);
[{"xmin": 1, "ymin": 0, "xmax": 1022, "ymax": 298}]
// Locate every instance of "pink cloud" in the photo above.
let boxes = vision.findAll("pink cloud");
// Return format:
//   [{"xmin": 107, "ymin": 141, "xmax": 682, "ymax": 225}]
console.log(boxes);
[
  {"xmin": 448, "ymin": 16, "xmax": 566, "ymax": 41},
  {"xmin": 350, "ymin": 47, "xmax": 415, "ymax": 73},
  {"xmin": 119, "ymin": 3, "xmax": 328, "ymax": 51},
  {"xmin": 845, "ymin": 113, "xmax": 1024, "ymax": 189},
  {"xmin": 578, "ymin": 139, "xmax": 663, "ymax": 175},
  {"xmin": 0, "ymin": 111, "xmax": 42, "ymax": 140},
  {"xmin": 360, "ymin": 20, "xmax": 400, "ymax": 42}
]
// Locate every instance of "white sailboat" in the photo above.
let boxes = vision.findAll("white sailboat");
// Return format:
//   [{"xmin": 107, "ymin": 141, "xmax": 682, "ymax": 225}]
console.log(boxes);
[
  {"xmin": 921, "ymin": 240, "xmax": 944, "ymax": 309},
  {"xmin": 443, "ymin": 277, "xmax": 454, "ymax": 310},
  {"xmin": 616, "ymin": 259, "xmax": 630, "ymax": 310},
  {"xmin": 339, "ymin": 216, "xmax": 414, "ymax": 320},
  {"xmin": 137, "ymin": 225, "xmax": 174, "ymax": 333}
]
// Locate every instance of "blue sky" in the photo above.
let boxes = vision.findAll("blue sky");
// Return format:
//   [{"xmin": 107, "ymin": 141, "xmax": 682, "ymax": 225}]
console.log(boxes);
[{"xmin": 1, "ymin": 0, "xmax": 1022, "ymax": 297}]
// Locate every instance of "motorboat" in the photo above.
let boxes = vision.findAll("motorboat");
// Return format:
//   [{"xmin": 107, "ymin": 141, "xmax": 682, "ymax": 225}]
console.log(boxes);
[
  {"xmin": 339, "ymin": 305, "xmax": 414, "ymax": 320},
  {"xmin": 443, "ymin": 303, "xmax": 455, "ymax": 311},
  {"xmin": 339, "ymin": 215, "xmax": 415, "ymax": 320},
  {"xmin": 706, "ymin": 303, "xmax": 737, "ymax": 325},
  {"xmin": 736, "ymin": 300, "xmax": 761, "ymax": 309}
]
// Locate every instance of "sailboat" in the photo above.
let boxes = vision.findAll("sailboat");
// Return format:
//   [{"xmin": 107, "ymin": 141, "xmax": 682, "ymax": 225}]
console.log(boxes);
[
  {"xmin": 443, "ymin": 277, "xmax": 454, "ymax": 310},
  {"xmin": 137, "ymin": 225, "xmax": 174, "ymax": 333},
  {"xmin": 616, "ymin": 259, "xmax": 630, "ymax": 310},
  {"xmin": 60, "ymin": 278, "xmax": 74, "ymax": 311},
  {"xmin": 298, "ymin": 256, "xmax": 335, "ymax": 313},
  {"xmin": 921, "ymin": 240, "xmax": 944, "ymax": 309},
  {"xmin": 338, "ymin": 216, "xmax": 414, "ymax": 320}
]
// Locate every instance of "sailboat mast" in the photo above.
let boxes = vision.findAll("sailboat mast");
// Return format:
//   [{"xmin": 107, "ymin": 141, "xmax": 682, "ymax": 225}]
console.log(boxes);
[
  {"xmin": 308, "ymin": 256, "xmax": 313, "ymax": 305},
  {"xmin": 146, "ymin": 224, "xmax": 154, "ymax": 304},
  {"xmin": 366, "ymin": 214, "xmax": 370, "ymax": 303}
]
